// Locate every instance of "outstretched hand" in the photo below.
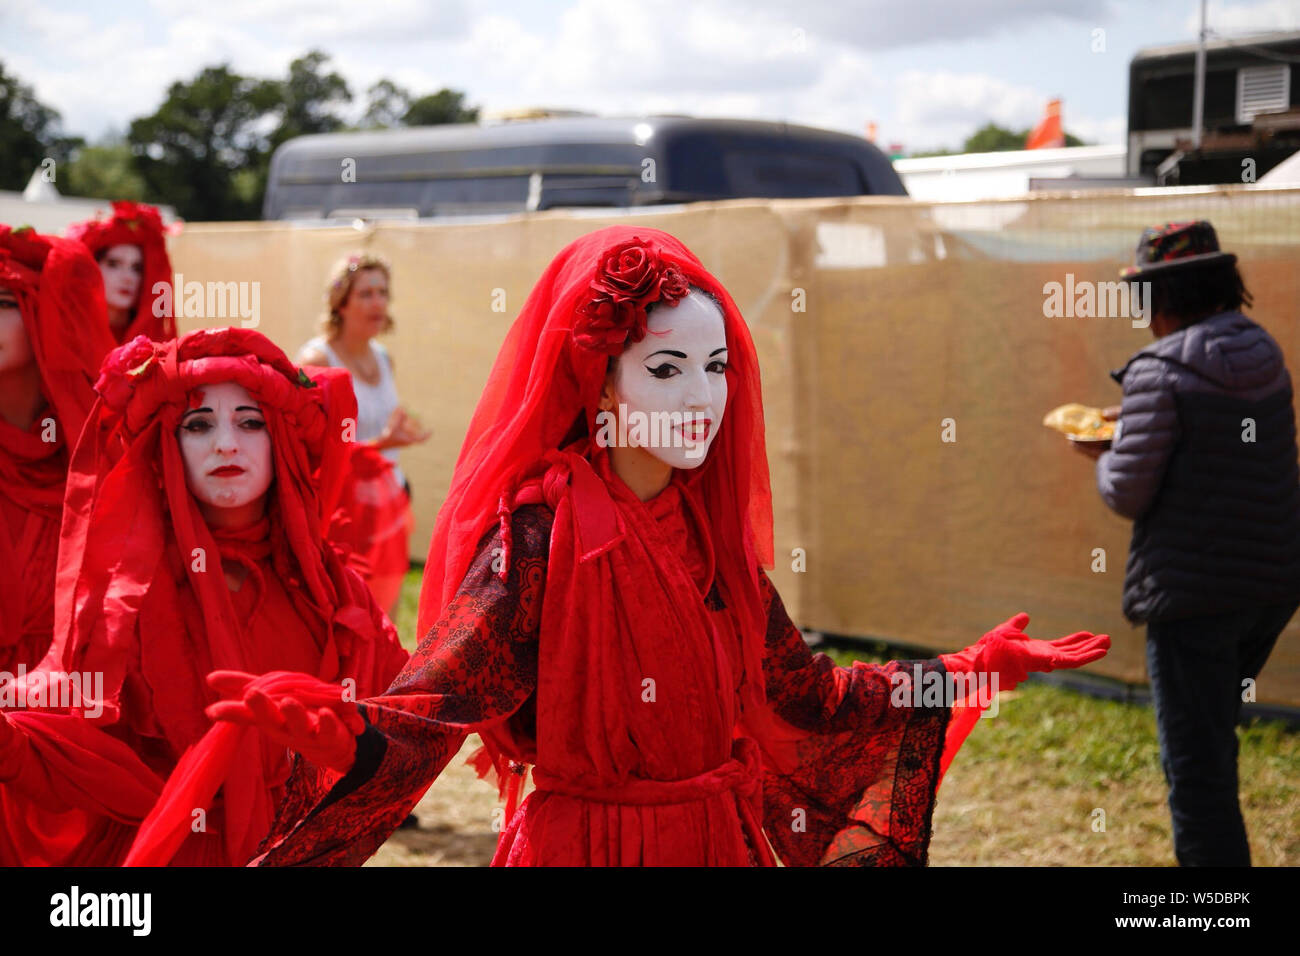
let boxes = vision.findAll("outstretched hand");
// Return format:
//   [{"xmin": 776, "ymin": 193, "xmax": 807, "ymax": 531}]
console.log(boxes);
[
  {"xmin": 205, "ymin": 670, "xmax": 364, "ymax": 773},
  {"xmin": 376, "ymin": 407, "xmax": 432, "ymax": 450},
  {"xmin": 941, "ymin": 612, "xmax": 1111, "ymax": 689}
]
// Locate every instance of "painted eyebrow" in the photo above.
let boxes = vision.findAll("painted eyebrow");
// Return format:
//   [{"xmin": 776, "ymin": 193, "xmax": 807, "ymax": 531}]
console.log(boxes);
[
  {"xmin": 645, "ymin": 348, "xmax": 729, "ymax": 360},
  {"xmin": 181, "ymin": 405, "xmax": 263, "ymax": 418}
]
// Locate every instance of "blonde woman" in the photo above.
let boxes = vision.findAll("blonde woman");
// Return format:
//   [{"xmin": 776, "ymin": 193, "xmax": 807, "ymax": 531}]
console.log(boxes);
[{"xmin": 299, "ymin": 254, "xmax": 429, "ymax": 616}]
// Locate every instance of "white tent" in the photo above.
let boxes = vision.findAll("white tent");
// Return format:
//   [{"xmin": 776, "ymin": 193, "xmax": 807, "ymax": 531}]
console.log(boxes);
[{"xmin": 1259, "ymin": 149, "xmax": 1300, "ymax": 185}]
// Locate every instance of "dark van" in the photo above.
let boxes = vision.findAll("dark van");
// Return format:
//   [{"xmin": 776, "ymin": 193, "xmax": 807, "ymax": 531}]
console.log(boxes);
[{"xmin": 261, "ymin": 115, "xmax": 907, "ymax": 220}]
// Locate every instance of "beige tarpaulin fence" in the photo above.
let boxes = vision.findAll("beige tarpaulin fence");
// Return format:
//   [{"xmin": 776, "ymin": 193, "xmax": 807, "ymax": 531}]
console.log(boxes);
[{"xmin": 167, "ymin": 184, "xmax": 1300, "ymax": 706}]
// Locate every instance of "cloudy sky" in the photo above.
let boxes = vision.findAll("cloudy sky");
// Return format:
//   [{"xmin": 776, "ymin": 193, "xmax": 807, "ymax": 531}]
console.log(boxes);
[{"xmin": 5, "ymin": 0, "xmax": 1299, "ymax": 152}]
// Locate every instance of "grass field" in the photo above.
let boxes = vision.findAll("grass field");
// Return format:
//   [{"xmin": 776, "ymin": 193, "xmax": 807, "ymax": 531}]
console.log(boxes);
[{"xmin": 376, "ymin": 570, "xmax": 1298, "ymax": 866}]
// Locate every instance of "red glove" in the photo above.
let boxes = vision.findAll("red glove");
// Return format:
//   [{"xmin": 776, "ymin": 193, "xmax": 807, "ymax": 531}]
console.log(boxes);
[
  {"xmin": 205, "ymin": 671, "xmax": 364, "ymax": 774},
  {"xmin": 939, "ymin": 612, "xmax": 1110, "ymax": 691}
]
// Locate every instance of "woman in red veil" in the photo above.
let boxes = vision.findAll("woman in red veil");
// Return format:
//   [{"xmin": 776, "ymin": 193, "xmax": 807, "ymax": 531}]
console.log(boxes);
[
  {"xmin": 0, "ymin": 226, "xmax": 114, "ymax": 676},
  {"xmin": 210, "ymin": 226, "xmax": 1109, "ymax": 866},
  {"xmin": 0, "ymin": 328, "xmax": 407, "ymax": 865},
  {"xmin": 66, "ymin": 200, "xmax": 176, "ymax": 343}
]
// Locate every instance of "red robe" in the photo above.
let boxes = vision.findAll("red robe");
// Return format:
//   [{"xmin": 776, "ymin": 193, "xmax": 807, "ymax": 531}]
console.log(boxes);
[
  {"xmin": 256, "ymin": 464, "xmax": 960, "ymax": 867},
  {"xmin": 326, "ymin": 442, "xmax": 414, "ymax": 611},
  {"xmin": 0, "ymin": 519, "xmax": 407, "ymax": 866},
  {"xmin": 0, "ymin": 413, "xmax": 65, "ymax": 674},
  {"xmin": 0, "ymin": 228, "xmax": 112, "ymax": 672},
  {"xmin": 1, "ymin": 329, "xmax": 408, "ymax": 867}
]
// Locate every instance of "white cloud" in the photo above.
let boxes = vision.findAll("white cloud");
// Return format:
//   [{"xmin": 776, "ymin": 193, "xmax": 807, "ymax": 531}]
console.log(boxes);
[
  {"xmin": 147, "ymin": 0, "xmax": 470, "ymax": 45},
  {"xmin": 1189, "ymin": 0, "xmax": 1300, "ymax": 35},
  {"xmin": 1068, "ymin": 113, "xmax": 1126, "ymax": 144},
  {"xmin": 733, "ymin": 0, "xmax": 1114, "ymax": 50},
  {"xmin": 894, "ymin": 69, "xmax": 1047, "ymax": 149}
]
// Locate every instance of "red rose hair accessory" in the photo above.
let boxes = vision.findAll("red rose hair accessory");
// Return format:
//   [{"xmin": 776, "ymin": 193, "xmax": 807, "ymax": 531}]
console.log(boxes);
[
  {"xmin": 65, "ymin": 200, "xmax": 176, "ymax": 343},
  {"xmin": 573, "ymin": 236, "xmax": 692, "ymax": 354}
]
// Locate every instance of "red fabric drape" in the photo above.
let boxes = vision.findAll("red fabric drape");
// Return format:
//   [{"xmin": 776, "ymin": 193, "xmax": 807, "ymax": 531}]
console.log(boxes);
[
  {"xmin": 65, "ymin": 201, "xmax": 176, "ymax": 343},
  {"xmin": 251, "ymin": 463, "xmax": 956, "ymax": 866},
  {"xmin": 0, "ymin": 227, "xmax": 114, "ymax": 673},
  {"xmin": 0, "ymin": 329, "xmax": 407, "ymax": 866},
  {"xmin": 326, "ymin": 443, "xmax": 413, "ymax": 610}
]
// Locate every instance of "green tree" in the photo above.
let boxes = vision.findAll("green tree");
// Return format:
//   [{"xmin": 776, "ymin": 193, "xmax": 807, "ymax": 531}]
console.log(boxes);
[
  {"xmin": 362, "ymin": 79, "xmax": 411, "ymax": 129},
  {"xmin": 0, "ymin": 61, "xmax": 84, "ymax": 190},
  {"xmin": 963, "ymin": 122, "xmax": 1085, "ymax": 152},
  {"xmin": 128, "ymin": 64, "xmax": 279, "ymax": 220},
  {"xmin": 268, "ymin": 50, "xmax": 352, "ymax": 149},
  {"xmin": 63, "ymin": 138, "xmax": 149, "ymax": 200},
  {"xmin": 403, "ymin": 88, "xmax": 478, "ymax": 126}
]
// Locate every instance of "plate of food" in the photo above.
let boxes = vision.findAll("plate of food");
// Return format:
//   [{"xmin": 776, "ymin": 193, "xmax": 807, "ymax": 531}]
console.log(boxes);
[{"xmin": 1043, "ymin": 403, "xmax": 1115, "ymax": 447}]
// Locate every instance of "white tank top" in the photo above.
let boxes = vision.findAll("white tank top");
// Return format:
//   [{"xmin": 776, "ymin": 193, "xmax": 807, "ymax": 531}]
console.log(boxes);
[{"xmin": 302, "ymin": 335, "xmax": 404, "ymax": 486}]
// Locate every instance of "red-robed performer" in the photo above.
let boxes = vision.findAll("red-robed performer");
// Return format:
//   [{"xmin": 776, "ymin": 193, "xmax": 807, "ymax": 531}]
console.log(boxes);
[
  {"xmin": 66, "ymin": 200, "xmax": 176, "ymax": 344},
  {"xmin": 0, "ymin": 328, "xmax": 408, "ymax": 865},
  {"xmin": 0, "ymin": 226, "xmax": 114, "ymax": 676},
  {"xmin": 208, "ymin": 227, "xmax": 1110, "ymax": 866}
]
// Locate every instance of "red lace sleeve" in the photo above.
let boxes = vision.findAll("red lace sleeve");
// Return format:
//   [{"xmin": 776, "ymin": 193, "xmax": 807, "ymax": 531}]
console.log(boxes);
[
  {"xmin": 747, "ymin": 569, "xmax": 952, "ymax": 867},
  {"xmin": 255, "ymin": 505, "xmax": 551, "ymax": 867}
]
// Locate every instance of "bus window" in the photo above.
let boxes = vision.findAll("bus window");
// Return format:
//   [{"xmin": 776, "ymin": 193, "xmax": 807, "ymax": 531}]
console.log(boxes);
[{"xmin": 721, "ymin": 150, "xmax": 865, "ymax": 198}]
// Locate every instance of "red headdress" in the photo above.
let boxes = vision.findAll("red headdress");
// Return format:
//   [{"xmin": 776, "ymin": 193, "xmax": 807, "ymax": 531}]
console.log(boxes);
[
  {"xmin": 0, "ymin": 225, "xmax": 113, "ymax": 460},
  {"xmin": 0, "ymin": 226, "xmax": 114, "ymax": 672},
  {"xmin": 65, "ymin": 201, "xmax": 176, "ymax": 343},
  {"xmin": 29, "ymin": 327, "xmax": 406, "ymax": 865},
  {"xmin": 417, "ymin": 226, "xmax": 774, "ymax": 801}
]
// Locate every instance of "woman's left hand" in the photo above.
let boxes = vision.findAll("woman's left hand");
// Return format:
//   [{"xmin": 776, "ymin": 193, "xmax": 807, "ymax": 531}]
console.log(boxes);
[
  {"xmin": 940, "ymin": 612, "xmax": 1111, "ymax": 689},
  {"xmin": 375, "ymin": 407, "xmax": 432, "ymax": 450}
]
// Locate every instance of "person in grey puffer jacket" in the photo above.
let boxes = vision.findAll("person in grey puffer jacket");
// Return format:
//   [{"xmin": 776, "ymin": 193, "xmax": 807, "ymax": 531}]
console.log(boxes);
[{"xmin": 1078, "ymin": 221, "xmax": 1300, "ymax": 866}]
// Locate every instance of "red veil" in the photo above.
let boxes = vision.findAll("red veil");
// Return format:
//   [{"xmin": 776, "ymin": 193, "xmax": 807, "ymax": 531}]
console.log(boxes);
[
  {"xmin": 420, "ymin": 225, "xmax": 773, "ymax": 673},
  {"xmin": 65, "ymin": 201, "xmax": 176, "ymax": 343},
  {"xmin": 0, "ymin": 328, "xmax": 406, "ymax": 865},
  {"xmin": 0, "ymin": 226, "xmax": 114, "ymax": 673},
  {"xmin": 417, "ymin": 226, "xmax": 774, "ymax": 788}
]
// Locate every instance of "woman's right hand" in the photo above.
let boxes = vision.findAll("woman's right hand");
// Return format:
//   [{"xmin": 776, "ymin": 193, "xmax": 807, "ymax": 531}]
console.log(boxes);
[
  {"xmin": 374, "ymin": 407, "xmax": 432, "ymax": 450},
  {"xmin": 205, "ymin": 671, "xmax": 364, "ymax": 774}
]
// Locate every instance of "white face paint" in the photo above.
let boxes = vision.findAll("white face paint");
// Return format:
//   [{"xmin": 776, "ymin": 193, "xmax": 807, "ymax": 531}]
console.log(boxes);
[
  {"xmin": 98, "ymin": 243, "xmax": 144, "ymax": 311},
  {"xmin": 600, "ymin": 289, "xmax": 728, "ymax": 470},
  {"xmin": 177, "ymin": 381, "xmax": 273, "ymax": 521},
  {"xmin": 0, "ymin": 285, "xmax": 33, "ymax": 374}
]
